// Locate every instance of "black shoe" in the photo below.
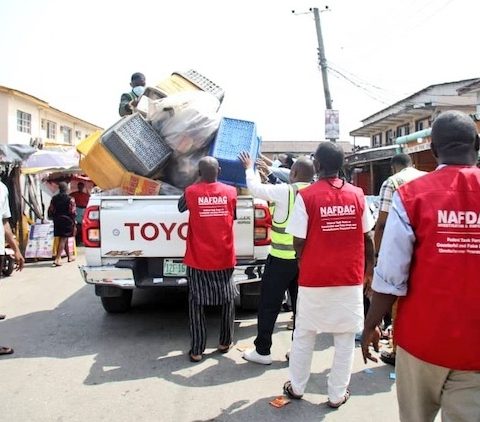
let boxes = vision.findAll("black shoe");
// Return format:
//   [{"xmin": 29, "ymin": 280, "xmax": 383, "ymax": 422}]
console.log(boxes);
[{"xmin": 380, "ymin": 351, "xmax": 396, "ymax": 366}]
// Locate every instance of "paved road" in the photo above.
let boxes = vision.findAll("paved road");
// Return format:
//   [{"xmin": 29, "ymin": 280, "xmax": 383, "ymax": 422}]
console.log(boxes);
[{"xmin": 0, "ymin": 248, "xmax": 401, "ymax": 422}]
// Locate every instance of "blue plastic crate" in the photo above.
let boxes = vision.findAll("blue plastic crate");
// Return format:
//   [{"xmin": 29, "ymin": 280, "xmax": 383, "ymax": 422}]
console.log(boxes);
[{"xmin": 210, "ymin": 118, "xmax": 261, "ymax": 187}]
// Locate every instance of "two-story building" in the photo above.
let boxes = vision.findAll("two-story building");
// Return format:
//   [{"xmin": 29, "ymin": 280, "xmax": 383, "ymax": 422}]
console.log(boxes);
[
  {"xmin": 346, "ymin": 78, "xmax": 479, "ymax": 194},
  {"xmin": 0, "ymin": 85, "xmax": 102, "ymax": 149},
  {"xmin": 261, "ymin": 140, "xmax": 353, "ymax": 160}
]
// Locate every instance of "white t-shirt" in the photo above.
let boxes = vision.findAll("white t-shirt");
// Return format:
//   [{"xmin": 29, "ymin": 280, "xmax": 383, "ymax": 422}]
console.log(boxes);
[
  {"xmin": 0, "ymin": 182, "xmax": 11, "ymax": 254},
  {"xmin": 287, "ymin": 195, "xmax": 374, "ymax": 238},
  {"xmin": 286, "ymin": 194, "xmax": 373, "ymax": 334}
]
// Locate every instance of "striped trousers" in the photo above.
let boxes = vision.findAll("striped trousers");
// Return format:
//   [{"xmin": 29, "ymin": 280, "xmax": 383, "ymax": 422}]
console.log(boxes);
[{"xmin": 187, "ymin": 267, "xmax": 236, "ymax": 355}]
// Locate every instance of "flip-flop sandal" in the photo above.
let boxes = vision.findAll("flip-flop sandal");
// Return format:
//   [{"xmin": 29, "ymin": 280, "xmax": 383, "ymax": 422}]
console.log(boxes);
[
  {"xmin": 283, "ymin": 381, "xmax": 303, "ymax": 400},
  {"xmin": 0, "ymin": 346, "xmax": 14, "ymax": 355},
  {"xmin": 217, "ymin": 344, "xmax": 231, "ymax": 354},
  {"xmin": 327, "ymin": 390, "xmax": 350, "ymax": 409},
  {"xmin": 188, "ymin": 351, "xmax": 202, "ymax": 363},
  {"xmin": 52, "ymin": 262, "xmax": 62, "ymax": 267}
]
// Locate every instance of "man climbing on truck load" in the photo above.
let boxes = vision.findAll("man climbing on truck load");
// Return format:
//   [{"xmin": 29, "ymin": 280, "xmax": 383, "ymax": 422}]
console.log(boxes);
[
  {"xmin": 118, "ymin": 72, "xmax": 146, "ymax": 117},
  {"xmin": 239, "ymin": 152, "xmax": 314, "ymax": 365},
  {"xmin": 178, "ymin": 157, "xmax": 237, "ymax": 363}
]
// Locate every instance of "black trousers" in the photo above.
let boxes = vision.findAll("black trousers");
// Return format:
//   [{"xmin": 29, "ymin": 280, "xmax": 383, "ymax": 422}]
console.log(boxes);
[{"xmin": 254, "ymin": 254, "xmax": 299, "ymax": 355}]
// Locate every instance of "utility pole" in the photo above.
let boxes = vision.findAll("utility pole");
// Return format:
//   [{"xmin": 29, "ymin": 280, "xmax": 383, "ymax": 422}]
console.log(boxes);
[
  {"xmin": 312, "ymin": 7, "xmax": 333, "ymax": 111},
  {"xmin": 293, "ymin": 7, "xmax": 337, "ymax": 142}
]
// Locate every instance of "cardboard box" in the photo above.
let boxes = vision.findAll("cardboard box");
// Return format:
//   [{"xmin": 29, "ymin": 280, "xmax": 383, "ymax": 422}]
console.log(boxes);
[{"xmin": 121, "ymin": 172, "xmax": 161, "ymax": 196}]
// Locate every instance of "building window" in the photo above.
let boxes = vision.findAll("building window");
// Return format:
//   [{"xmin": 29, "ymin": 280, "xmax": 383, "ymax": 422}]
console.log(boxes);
[
  {"xmin": 415, "ymin": 117, "xmax": 430, "ymax": 131},
  {"xmin": 385, "ymin": 129, "xmax": 394, "ymax": 145},
  {"xmin": 61, "ymin": 126, "xmax": 72, "ymax": 143},
  {"xmin": 396, "ymin": 124, "xmax": 410, "ymax": 138},
  {"xmin": 46, "ymin": 121, "xmax": 56, "ymax": 140},
  {"xmin": 75, "ymin": 130, "xmax": 82, "ymax": 140},
  {"xmin": 372, "ymin": 133, "xmax": 382, "ymax": 147},
  {"xmin": 17, "ymin": 110, "xmax": 32, "ymax": 133}
]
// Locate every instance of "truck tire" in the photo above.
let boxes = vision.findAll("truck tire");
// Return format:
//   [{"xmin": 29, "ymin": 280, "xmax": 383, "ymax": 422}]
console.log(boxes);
[{"xmin": 101, "ymin": 290, "xmax": 133, "ymax": 313}]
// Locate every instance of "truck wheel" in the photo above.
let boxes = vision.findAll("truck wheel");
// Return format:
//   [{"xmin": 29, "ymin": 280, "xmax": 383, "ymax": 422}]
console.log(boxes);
[{"xmin": 101, "ymin": 290, "xmax": 133, "ymax": 313}]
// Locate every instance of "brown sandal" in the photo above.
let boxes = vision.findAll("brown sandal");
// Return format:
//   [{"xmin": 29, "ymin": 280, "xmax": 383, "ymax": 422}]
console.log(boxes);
[
  {"xmin": 217, "ymin": 344, "xmax": 231, "ymax": 354},
  {"xmin": 188, "ymin": 351, "xmax": 202, "ymax": 362},
  {"xmin": 0, "ymin": 346, "xmax": 14, "ymax": 355},
  {"xmin": 327, "ymin": 390, "xmax": 350, "ymax": 409},
  {"xmin": 283, "ymin": 381, "xmax": 303, "ymax": 400}
]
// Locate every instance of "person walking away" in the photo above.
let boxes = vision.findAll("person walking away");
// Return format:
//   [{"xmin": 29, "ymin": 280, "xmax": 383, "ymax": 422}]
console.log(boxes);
[
  {"xmin": 0, "ymin": 180, "xmax": 25, "ymax": 356},
  {"xmin": 178, "ymin": 157, "xmax": 237, "ymax": 363},
  {"xmin": 238, "ymin": 152, "xmax": 314, "ymax": 365},
  {"xmin": 118, "ymin": 72, "xmax": 146, "ymax": 117},
  {"xmin": 283, "ymin": 142, "xmax": 374, "ymax": 408},
  {"xmin": 48, "ymin": 182, "xmax": 76, "ymax": 266},
  {"xmin": 362, "ymin": 110, "xmax": 480, "ymax": 422},
  {"xmin": 70, "ymin": 182, "xmax": 90, "ymax": 244},
  {"xmin": 373, "ymin": 153, "xmax": 426, "ymax": 366}
]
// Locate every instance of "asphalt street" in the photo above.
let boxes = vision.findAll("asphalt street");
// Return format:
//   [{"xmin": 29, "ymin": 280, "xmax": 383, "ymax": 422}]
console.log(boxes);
[{"xmin": 0, "ymin": 248, "xmax": 402, "ymax": 422}]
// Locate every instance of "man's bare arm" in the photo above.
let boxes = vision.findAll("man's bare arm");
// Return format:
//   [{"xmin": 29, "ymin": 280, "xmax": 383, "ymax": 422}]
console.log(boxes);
[
  {"xmin": 293, "ymin": 237, "xmax": 305, "ymax": 259},
  {"xmin": 364, "ymin": 231, "xmax": 375, "ymax": 284},
  {"xmin": 362, "ymin": 292, "xmax": 397, "ymax": 363},
  {"xmin": 3, "ymin": 219, "xmax": 24, "ymax": 271},
  {"xmin": 373, "ymin": 211, "xmax": 388, "ymax": 253}
]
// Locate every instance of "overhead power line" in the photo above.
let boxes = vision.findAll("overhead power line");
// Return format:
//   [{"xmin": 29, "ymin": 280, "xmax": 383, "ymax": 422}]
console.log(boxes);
[
  {"xmin": 327, "ymin": 66, "xmax": 392, "ymax": 105},
  {"xmin": 328, "ymin": 61, "xmax": 409, "ymax": 97}
]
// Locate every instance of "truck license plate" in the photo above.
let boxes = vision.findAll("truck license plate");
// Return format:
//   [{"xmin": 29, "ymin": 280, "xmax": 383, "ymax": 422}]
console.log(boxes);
[{"xmin": 163, "ymin": 260, "xmax": 187, "ymax": 277}]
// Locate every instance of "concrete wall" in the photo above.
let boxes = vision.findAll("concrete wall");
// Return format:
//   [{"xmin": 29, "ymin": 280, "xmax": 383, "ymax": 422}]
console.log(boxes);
[
  {"xmin": 8, "ymin": 95, "xmax": 40, "ymax": 145},
  {"xmin": 0, "ymin": 89, "xmax": 101, "ymax": 147},
  {"xmin": 0, "ymin": 93, "xmax": 9, "ymax": 143},
  {"xmin": 39, "ymin": 108, "xmax": 97, "ymax": 146}
]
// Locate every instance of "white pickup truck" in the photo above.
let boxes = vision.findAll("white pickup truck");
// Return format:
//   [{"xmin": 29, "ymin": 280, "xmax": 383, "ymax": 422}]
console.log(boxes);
[{"xmin": 79, "ymin": 194, "xmax": 271, "ymax": 313}]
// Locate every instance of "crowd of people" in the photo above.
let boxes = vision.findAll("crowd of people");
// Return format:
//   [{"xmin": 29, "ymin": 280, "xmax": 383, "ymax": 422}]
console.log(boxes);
[
  {"xmin": 0, "ymin": 108, "xmax": 478, "ymax": 420},
  {"xmin": 179, "ymin": 110, "xmax": 479, "ymax": 420}
]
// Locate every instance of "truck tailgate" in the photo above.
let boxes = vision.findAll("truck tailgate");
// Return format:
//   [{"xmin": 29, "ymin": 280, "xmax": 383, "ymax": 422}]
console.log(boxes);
[{"xmin": 99, "ymin": 196, "xmax": 255, "ymax": 258}]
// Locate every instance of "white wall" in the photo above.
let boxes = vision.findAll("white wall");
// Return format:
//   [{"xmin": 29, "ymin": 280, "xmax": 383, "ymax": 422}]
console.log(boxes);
[
  {"xmin": 0, "ymin": 93, "xmax": 9, "ymax": 144},
  {"xmin": 8, "ymin": 96, "xmax": 40, "ymax": 145},
  {"xmin": 0, "ymin": 90, "xmax": 100, "ymax": 147}
]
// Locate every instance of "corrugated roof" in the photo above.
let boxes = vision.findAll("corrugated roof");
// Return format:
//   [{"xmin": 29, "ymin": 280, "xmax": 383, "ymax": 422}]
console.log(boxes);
[{"xmin": 358, "ymin": 78, "xmax": 478, "ymax": 124}]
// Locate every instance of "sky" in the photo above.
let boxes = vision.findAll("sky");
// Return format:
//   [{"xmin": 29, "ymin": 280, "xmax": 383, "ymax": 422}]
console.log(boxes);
[{"xmin": 0, "ymin": 0, "xmax": 477, "ymax": 145}]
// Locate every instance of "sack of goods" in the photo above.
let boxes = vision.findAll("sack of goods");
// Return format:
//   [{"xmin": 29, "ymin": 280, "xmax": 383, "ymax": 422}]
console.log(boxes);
[{"xmin": 77, "ymin": 69, "xmax": 262, "ymax": 195}]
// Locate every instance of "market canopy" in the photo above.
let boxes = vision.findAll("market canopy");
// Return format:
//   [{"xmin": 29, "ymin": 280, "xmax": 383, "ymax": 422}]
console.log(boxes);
[
  {"xmin": 0, "ymin": 144, "xmax": 36, "ymax": 164},
  {"xmin": 22, "ymin": 148, "xmax": 80, "ymax": 175}
]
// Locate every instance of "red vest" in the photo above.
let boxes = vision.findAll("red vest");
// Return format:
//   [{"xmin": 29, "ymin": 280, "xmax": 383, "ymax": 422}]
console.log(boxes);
[
  {"xmin": 298, "ymin": 179, "xmax": 365, "ymax": 287},
  {"xmin": 184, "ymin": 182, "xmax": 237, "ymax": 271},
  {"xmin": 396, "ymin": 166, "xmax": 480, "ymax": 370}
]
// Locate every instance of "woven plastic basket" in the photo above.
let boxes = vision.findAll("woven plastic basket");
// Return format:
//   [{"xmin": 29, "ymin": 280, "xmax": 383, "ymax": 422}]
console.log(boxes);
[{"xmin": 101, "ymin": 113, "xmax": 172, "ymax": 178}]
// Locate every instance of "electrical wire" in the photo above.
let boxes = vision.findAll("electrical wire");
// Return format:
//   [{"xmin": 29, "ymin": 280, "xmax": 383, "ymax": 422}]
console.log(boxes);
[
  {"xmin": 327, "ymin": 66, "xmax": 395, "ymax": 103},
  {"xmin": 327, "ymin": 66, "xmax": 391, "ymax": 104},
  {"xmin": 328, "ymin": 61, "xmax": 411, "ymax": 98}
]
